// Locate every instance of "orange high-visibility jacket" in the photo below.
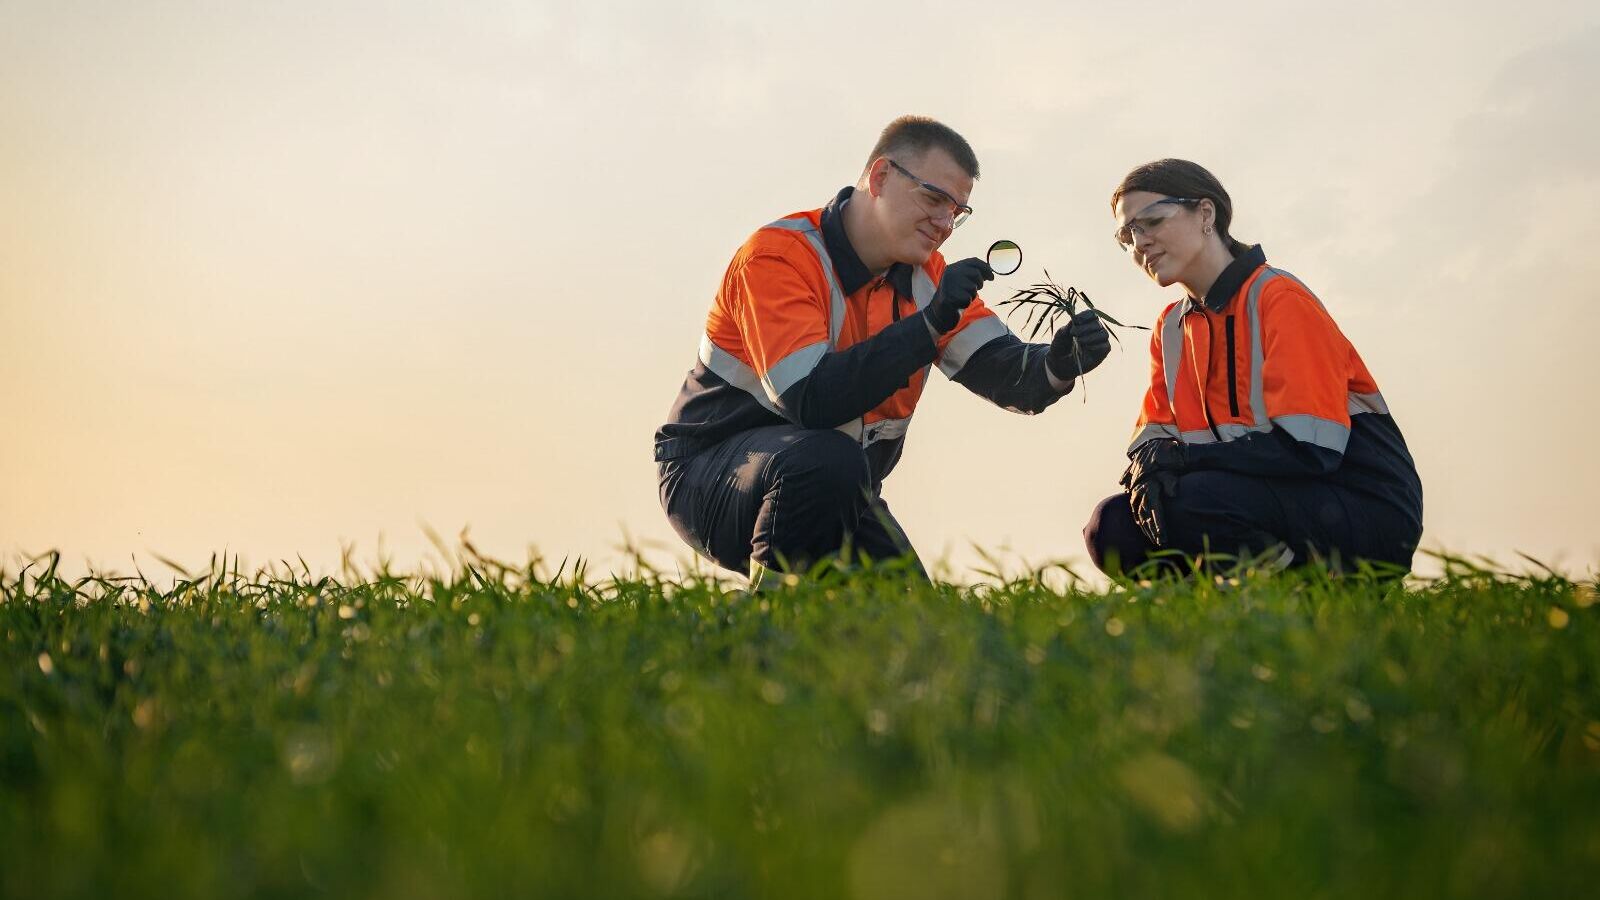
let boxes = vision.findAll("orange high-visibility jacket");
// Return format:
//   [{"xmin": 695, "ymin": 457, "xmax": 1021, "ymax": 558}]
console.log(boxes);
[
  {"xmin": 1131, "ymin": 246, "xmax": 1422, "ymax": 515},
  {"xmin": 657, "ymin": 187, "xmax": 1071, "ymax": 483}
]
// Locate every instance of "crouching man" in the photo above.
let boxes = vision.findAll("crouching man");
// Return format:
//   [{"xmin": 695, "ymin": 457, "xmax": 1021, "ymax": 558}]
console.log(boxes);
[{"xmin": 654, "ymin": 116, "xmax": 1109, "ymax": 585}]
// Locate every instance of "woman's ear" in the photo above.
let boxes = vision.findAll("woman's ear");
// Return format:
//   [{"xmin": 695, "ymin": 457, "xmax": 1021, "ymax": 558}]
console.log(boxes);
[{"xmin": 1198, "ymin": 198, "xmax": 1217, "ymax": 231}]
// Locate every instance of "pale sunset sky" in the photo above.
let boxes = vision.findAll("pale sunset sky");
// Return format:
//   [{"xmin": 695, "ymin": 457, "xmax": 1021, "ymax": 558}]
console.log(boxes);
[{"xmin": 2, "ymin": 0, "xmax": 1596, "ymax": 580}]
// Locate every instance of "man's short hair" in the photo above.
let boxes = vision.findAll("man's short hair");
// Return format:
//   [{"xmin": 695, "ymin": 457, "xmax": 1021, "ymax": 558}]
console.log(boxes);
[{"xmin": 865, "ymin": 116, "xmax": 980, "ymax": 179}]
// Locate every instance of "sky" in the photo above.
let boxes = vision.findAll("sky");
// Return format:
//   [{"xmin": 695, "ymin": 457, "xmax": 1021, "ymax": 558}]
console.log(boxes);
[{"xmin": 2, "ymin": 0, "xmax": 1597, "ymax": 581}]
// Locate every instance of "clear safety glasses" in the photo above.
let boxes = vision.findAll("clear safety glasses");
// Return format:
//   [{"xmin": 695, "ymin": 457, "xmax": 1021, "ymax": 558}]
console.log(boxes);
[
  {"xmin": 1113, "ymin": 197, "xmax": 1200, "ymax": 251},
  {"xmin": 888, "ymin": 159, "xmax": 973, "ymax": 230}
]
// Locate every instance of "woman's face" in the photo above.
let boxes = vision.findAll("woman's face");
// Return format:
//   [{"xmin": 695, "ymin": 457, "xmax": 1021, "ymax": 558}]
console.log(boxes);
[{"xmin": 1113, "ymin": 190, "xmax": 1209, "ymax": 290}]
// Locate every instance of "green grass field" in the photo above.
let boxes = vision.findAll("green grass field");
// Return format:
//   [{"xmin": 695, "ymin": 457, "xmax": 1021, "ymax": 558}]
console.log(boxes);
[{"xmin": 4, "ymin": 551, "xmax": 1598, "ymax": 899}]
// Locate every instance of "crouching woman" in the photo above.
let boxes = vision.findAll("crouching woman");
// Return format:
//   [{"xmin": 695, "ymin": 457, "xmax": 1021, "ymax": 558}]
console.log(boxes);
[{"xmin": 1084, "ymin": 159, "xmax": 1423, "ymax": 574}]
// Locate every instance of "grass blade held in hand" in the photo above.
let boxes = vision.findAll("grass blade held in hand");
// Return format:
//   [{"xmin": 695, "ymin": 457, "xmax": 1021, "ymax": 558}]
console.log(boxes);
[{"xmin": 994, "ymin": 269, "xmax": 1149, "ymax": 395}]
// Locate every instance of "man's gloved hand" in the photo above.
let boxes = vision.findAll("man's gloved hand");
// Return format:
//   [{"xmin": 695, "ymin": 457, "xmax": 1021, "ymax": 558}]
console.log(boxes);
[
  {"xmin": 925, "ymin": 258, "xmax": 993, "ymax": 334},
  {"xmin": 1120, "ymin": 438, "xmax": 1188, "ymax": 547},
  {"xmin": 1045, "ymin": 309, "xmax": 1113, "ymax": 383}
]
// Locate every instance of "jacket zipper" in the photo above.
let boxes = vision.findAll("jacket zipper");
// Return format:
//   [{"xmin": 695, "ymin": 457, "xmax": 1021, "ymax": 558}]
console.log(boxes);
[
  {"xmin": 1225, "ymin": 315, "xmax": 1239, "ymax": 417},
  {"xmin": 873, "ymin": 275, "xmax": 902, "ymax": 323}
]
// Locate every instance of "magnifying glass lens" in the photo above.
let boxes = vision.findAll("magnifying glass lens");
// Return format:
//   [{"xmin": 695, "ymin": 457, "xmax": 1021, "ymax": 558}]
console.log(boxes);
[{"xmin": 987, "ymin": 240, "xmax": 1022, "ymax": 276}]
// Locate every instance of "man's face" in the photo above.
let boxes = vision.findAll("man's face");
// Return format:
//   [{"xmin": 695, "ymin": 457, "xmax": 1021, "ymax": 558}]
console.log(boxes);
[{"xmin": 873, "ymin": 148, "xmax": 974, "ymax": 266}]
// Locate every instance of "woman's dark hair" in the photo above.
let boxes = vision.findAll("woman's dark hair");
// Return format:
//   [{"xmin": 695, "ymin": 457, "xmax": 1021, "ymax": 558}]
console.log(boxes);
[{"xmin": 1112, "ymin": 159, "xmax": 1249, "ymax": 256}]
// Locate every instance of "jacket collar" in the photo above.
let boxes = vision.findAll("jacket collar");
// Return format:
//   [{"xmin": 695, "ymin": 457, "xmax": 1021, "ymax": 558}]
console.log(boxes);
[
  {"xmin": 1187, "ymin": 244, "xmax": 1267, "ymax": 313},
  {"xmin": 821, "ymin": 186, "xmax": 915, "ymax": 299}
]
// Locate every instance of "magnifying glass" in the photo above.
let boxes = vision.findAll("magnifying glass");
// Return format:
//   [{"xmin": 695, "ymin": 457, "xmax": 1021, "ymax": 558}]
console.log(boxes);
[{"xmin": 987, "ymin": 240, "xmax": 1022, "ymax": 276}]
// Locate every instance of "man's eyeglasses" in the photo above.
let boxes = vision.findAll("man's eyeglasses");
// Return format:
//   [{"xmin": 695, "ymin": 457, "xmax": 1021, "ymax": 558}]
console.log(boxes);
[
  {"xmin": 1114, "ymin": 197, "xmax": 1200, "ymax": 251},
  {"xmin": 888, "ymin": 159, "xmax": 973, "ymax": 230}
]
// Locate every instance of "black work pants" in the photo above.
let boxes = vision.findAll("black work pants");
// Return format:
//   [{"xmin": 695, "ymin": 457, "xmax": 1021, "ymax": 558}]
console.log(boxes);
[
  {"xmin": 658, "ymin": 425, "xmax": 923, "ymax": 577},
  {"xmin": 1083, "ymin": 470, "xmax": 1420, "ymax": 575}
]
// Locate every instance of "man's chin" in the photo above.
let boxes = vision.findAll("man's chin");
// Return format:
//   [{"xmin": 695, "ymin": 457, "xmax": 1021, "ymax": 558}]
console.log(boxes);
[{"xmin": 899, "ymin": 244, "xmax": 936, "ymax": 267}]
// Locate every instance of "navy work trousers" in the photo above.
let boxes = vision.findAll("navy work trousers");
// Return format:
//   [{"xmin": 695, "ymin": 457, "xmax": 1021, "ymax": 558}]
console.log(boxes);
[
  {"xmin": 658, "ymin": 425, "xmax": 923, "ymax": 577},
  {"xmin": 1083, "ymin": 470, "xmax": 1421, "ymax": 575}
]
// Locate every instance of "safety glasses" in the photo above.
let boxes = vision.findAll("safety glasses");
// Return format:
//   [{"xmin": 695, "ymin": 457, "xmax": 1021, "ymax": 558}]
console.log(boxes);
[
  {"xmin": 888, "ymin": 159, "xmax": 973, "ymax": 230},
  {"xmin": 1113, "ymin": 197, "xmax": 1199, "ymax": 251}
]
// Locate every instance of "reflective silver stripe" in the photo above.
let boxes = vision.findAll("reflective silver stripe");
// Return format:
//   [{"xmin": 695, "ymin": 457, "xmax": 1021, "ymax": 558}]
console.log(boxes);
[
  {"xmin": 1217, "ymin": 422, "xmax": 1274, "ymax": 440},
  {"xmin": 750, "ymin": 218, "xmax": 937, "ymax": 439},
  {"xmin": 1349, "ymin": 391, "xmax": 1389, "ymax": 415},
  {"xmin": 1141, "ymin": 305, "xmax": 1189, "ymax": 453},
  {"xmin": 1248, "ymin": 269, "xmax": 1378, "ymax": 448},
  {"xmin": 1161, "ymin": 306, "xmax": 1184, "ymax": 409},
  {"xmin": 937, "ymin": 315, "xmax": 1008, "ymax": 378},
  {"xmin": 762, "ymin": 341, "xmax": 828, "ymax": 401},
  {"xmin": 1128, "ymin": 422, "xmax": 1179, "ymax": 452},
  {"xmin": 911, "ymin": 266, "xmax": 937, "ymax": 309},
  {"xmin": 1272, "ymin": 268, "xmax": 1326, "ymax": 312},
  {"xmin": 864, "ymin": 415, "xmax": 911, "ymax": 446},
  {"xmin": 1132, "ymin": 420, "xmax": 1272, "ymax": 452},
  {"xmin": 699, "ymin": 334, "xmax": 780, "ymax": 414},
  {"xmin": 835, "ymin": 415, "xmax": 912, "ymax": 448},
  {"xmin": 764, "ymin": 218, "xmax": 846, "ymax": 346},
  {"xmin": 1245, "ymin": 270, "xmax": 1275, "ymax": 429},
  {"xmin": 1248, "ymin": 268, "xmax": 1332, "ymax": 426},
  {"xmin": 1273, "ymin": 414, "xmax": 1350, "ymax": 453},
  {"xmin": 1157, "ymin": 267, "xmax": 1371, "ymax": 457}
]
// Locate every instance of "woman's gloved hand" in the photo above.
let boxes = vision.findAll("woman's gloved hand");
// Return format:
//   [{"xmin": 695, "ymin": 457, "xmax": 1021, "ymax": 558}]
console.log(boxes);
[{"xmin": 1120, "ymin": 438, "xmax": 1187, "ymax": 546}]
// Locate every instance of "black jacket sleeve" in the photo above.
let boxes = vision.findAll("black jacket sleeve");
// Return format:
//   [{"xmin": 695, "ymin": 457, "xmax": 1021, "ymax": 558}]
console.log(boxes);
[
  {"xmin": 1184, "ymin": 427, "xmax": 1343, "ymax": 477},
  {"xmin": 773, "ymin": 310, "xmax": 942, "ymax": 428},
  {"xmin": 949, "ymin": 332, "xmax": 1069, "ymax": 415}
]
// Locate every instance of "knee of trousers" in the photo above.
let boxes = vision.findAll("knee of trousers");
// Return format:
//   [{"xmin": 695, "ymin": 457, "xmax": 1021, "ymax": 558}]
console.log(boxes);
[
  {"xmin": 1082, "ymin": 494, "xmax": 1119, "ymax": 561},
  {"xmin": 771, "ymin": 429, "xmax": 873, "ymax": 512},
  {"xmin": 1083, "ymin": 492, "xmax": 1147, "ymax": 574}
]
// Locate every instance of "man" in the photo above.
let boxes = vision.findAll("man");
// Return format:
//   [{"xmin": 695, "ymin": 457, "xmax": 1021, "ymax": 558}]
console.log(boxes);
[{"xmin": 654, "ymin": 116, "xmax": 1110, "ymax": 584}]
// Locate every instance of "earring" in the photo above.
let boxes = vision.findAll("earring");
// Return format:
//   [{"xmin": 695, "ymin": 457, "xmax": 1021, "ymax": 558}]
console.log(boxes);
[{"xmin": 1204, "ymin": 225, "xmax": 1214, "ymax": 235}]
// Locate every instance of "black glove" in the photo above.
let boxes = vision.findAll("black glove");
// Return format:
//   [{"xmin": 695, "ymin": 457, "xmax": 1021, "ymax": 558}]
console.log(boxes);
[
  {"xmin": 1045, "ymin": 309, "xmax": 1113, "ymax": 383},
  {"xmin": 1125, "ymin": 438, "xmax": 1187, "ymax": 481},
  {"xmin": 925, "ymin": 258, "xmax": 993, "ymax": 334},
  {"xmin": 1120, "ymin": 439, "xmax": 1187, "ymax": 547}
]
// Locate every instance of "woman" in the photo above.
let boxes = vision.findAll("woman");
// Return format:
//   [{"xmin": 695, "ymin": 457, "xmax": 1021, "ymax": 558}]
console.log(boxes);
[{"xmin": 1084, "ymin": 159, "xmax": 1423, "ymax": 574}]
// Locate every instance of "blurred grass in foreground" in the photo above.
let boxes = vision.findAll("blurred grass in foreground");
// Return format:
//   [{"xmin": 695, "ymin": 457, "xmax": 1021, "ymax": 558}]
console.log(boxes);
[{"xmin": 3, "ymin": 549, "xmax": 1598, "ymax": 900}]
